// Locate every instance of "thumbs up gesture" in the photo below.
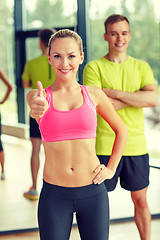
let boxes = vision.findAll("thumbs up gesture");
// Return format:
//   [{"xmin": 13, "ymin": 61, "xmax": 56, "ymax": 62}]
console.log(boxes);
[
  {"xmin": 27, "ymin": 81, "xmax": 49, "ymax": 120},
  {"xmin": 37, "ymin": 80, "xmax": 44, "ymax": 98}
]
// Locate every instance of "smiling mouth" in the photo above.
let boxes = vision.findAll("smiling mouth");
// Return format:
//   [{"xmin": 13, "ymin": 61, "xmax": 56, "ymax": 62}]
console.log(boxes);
[
  {"xmin": 115, "ymin": 43, "xmax": 125, "ymax": 47},
  {"xmin": 59, "ymin": 69, "xmax": 71, "ymax": 73}
]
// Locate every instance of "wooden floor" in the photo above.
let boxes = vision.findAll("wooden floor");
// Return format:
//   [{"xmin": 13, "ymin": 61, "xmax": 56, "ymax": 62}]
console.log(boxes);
[
  {"xmin": 1, "ymin": 219, "xmax": 160, "ymax": 240},
  {"xmin": 0, "ymin": 134, "xmax": 160, "ymax": 239}
]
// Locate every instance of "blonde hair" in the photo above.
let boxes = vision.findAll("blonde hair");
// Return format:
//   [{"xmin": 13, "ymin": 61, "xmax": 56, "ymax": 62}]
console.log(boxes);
[{"xmin": 48, "ymin": 29, "xmax": 83, "ymax": 55}]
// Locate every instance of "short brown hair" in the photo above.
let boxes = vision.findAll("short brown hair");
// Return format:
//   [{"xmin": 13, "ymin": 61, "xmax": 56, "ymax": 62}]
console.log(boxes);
[
  {"xmin": 48, "ymin": 29, "xmax": 83, "ymax": 56},
  {"xmin": 38, "ymin": 28, "xmax": 56, "ymax": 47},
  {"xmin": 104, "ymin": 14, "xmax": 130, "ymax": 33}
]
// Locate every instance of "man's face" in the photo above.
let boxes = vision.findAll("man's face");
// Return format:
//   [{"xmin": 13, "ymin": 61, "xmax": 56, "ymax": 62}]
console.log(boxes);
[{"xmin": 104, "ymin": 20, "xmax": 131, "ymax": 54}]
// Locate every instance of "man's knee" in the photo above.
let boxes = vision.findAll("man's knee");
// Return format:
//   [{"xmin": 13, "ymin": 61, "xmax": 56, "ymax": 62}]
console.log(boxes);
[{"xmin": 131, "ymin": 188, "xmax": 148, "ymax": 209}]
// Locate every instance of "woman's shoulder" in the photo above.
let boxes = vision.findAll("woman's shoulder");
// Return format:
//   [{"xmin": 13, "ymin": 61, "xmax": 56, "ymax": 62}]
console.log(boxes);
[
  {"xmin": 85, "ymin": 85, "xmax": 102, "ymax": 95},
  {"xmin": 84, "ymin": 85, "xmax": 104, "ymax": 107}
]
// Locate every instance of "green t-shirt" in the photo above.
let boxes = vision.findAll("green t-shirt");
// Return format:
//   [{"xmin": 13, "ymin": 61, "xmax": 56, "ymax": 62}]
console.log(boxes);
[
  {"xmin": 83, "ymin": 56, "xmax": 155, "ymax": 156},
  {"xmin": 22, "ymin": 55, "xmax": 55, "ymax": 89}
]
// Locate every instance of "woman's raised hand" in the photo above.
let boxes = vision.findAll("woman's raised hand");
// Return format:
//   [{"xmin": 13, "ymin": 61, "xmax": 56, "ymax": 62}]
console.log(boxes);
[{"xmin": 29, "ymin": 81, "xmax": 49, "ymax": 120}]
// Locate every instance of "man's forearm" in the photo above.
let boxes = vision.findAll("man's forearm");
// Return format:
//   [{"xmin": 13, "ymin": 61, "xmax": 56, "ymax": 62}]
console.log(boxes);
[
  {"xmin": 108, "ymin": 97, "xmax": 128, "ymax": 110},
  {"xmin": 116, "ymin": 88, "xmax": 157, "ymax": 108},
  {"xmin": 103, "ymin": 84, "xmax": 158, "ymax": 108},
  {"xmin": 103, "ymin": 88, "xmax": 128, "ymax": 110}
]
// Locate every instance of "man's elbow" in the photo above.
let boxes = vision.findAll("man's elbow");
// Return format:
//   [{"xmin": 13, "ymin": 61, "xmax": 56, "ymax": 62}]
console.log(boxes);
[
  {"xmin": 150, "ymin": 96, "xmax": 158, "ymax": 107},
  {"xmin": 152, "ymin": 90, "xmax": 158, "ymax": 107},
  {"xmin": 22, "ymin": 80, "xmax": 30, "ymax": 88},
  {"xmin": 152, "ymin": 100, "xmax": 158, "ymax": 108},
  {"xmin": 149, "ymin": 88, "xmax": 158, "ymax": 107}
]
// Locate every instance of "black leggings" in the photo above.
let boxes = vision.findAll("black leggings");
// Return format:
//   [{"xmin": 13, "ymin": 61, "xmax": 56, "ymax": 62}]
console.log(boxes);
[{"xmin": 38, "ymin": 180, "xmax": 109, "ymax": 240}]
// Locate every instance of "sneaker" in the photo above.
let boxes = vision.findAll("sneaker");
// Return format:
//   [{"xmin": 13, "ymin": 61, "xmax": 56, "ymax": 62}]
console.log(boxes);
[
  {"xmin": 24, "ymin": 187, "xmax": 39, "ymax": 200},
  {"xmin": 1, "ymin": 172, "xmax": 5, "ymax": 180}
]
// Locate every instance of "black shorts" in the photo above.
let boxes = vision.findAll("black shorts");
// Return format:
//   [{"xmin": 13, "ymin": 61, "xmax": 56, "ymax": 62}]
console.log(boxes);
[
  {"xmin": 0, "ymin": 113, "xmax": 3, "ymax": 152},
  {"xmin": 29, "ymin": 116, "xmax": 41, "ymax": 138},
  {"xmin": 97, "ymin": 154, "xmax": 150, "ymax": 192}
]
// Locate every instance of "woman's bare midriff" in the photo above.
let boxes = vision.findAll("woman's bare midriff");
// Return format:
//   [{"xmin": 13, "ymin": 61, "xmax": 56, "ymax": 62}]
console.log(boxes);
[{"xmin": 42, "ymin": 138, "xmax": 100, "ymax": 187}]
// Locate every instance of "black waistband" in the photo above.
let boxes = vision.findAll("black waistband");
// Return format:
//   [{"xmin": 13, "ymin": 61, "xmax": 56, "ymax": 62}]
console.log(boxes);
[{"xmin": 42, "ymin": 180, "xmax": 107, "ymax": 200}]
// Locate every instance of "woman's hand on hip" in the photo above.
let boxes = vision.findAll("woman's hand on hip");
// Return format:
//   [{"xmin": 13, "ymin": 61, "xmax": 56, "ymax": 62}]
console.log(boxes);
[{"xmin": 92, "ymin": 164, "xmax": 115, "ymax": 185}]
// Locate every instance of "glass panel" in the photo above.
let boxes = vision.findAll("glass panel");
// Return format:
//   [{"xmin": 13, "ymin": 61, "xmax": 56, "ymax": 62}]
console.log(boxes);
[
  {"xmin": 0, "ymin": 0, "xmax": 17, "ymax": 123},
  {"xmin": 26, "ymin": 38, "xmax": 40, "ymax": 60},
  {"xmin": 23, "ymin": 0, "xmax": 77, "ymax": 30}
]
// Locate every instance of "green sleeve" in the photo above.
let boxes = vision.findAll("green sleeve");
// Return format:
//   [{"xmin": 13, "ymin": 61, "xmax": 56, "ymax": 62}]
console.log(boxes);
[
  {"xmin": 141, "ymin": 62, "xmax": 155, "ymax": 88},
  {"xmin": 83, "ymin": 62, "xmax": 102, "ymax": 89}
]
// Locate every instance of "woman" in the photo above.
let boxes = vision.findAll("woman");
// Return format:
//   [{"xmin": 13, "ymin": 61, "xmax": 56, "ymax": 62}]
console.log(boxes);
[
  {"xmin": 0, "ymin": 69, "xmax": 12, "ymax": 180},
  {"xmin": 27, "ymin": 29, "xmax": 128, "ymax": 240}
]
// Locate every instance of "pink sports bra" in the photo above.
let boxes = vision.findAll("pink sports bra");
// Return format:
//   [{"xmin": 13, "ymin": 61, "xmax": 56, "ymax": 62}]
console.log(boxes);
[{"xmin": 38, "ymin": 85, "xmax": 97, "ymax": 142}]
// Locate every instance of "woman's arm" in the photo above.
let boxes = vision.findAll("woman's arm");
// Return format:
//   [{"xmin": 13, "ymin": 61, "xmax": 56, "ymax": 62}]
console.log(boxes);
[
  {"xmin": 87, "ymin": 86, "xmax": 128, "ymax": 184},
  {"xmin": 0, "ymin": 69, "xmax": 12, "ymax": 104}
]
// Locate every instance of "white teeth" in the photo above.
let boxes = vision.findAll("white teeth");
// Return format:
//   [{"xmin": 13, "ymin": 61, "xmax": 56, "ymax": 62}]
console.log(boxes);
[
  {"xmin": 60, "ymin": 69, "xmax": 70, "ymax": 73},
  {"xmin": 116, "ymin": 43, "xmax": 124, "ymax": 46}
]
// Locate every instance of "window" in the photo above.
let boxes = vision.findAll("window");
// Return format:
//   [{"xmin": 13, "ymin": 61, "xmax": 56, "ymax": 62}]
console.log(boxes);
[
  {"xmin": 0, "ymin": 0, "xmax": 17, "ymax": 123},
  {"xmin": 23, "ymin": 0, "xmax": 77, "ymax": 30}
]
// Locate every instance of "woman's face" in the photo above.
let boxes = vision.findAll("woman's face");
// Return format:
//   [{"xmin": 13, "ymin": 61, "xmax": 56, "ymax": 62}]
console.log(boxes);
[{"xmin": 48, "ymin": 37, "xmax": 84, "ymax": 81}]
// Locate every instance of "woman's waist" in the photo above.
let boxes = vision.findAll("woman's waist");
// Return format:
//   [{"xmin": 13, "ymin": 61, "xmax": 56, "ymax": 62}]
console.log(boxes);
[{"xmin": 43, "ymin": 158, "xmax": 100, "ymax": 187}]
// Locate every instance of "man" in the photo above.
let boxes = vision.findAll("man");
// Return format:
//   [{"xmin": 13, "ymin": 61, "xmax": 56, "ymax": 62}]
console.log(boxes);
[
  {"xmin": 83, "ymin": 14, "xmax": 158, "ymax": 240},
  {"xmin": 22, "ymin": 28, "xmax": 56, "ymax": 200}
]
